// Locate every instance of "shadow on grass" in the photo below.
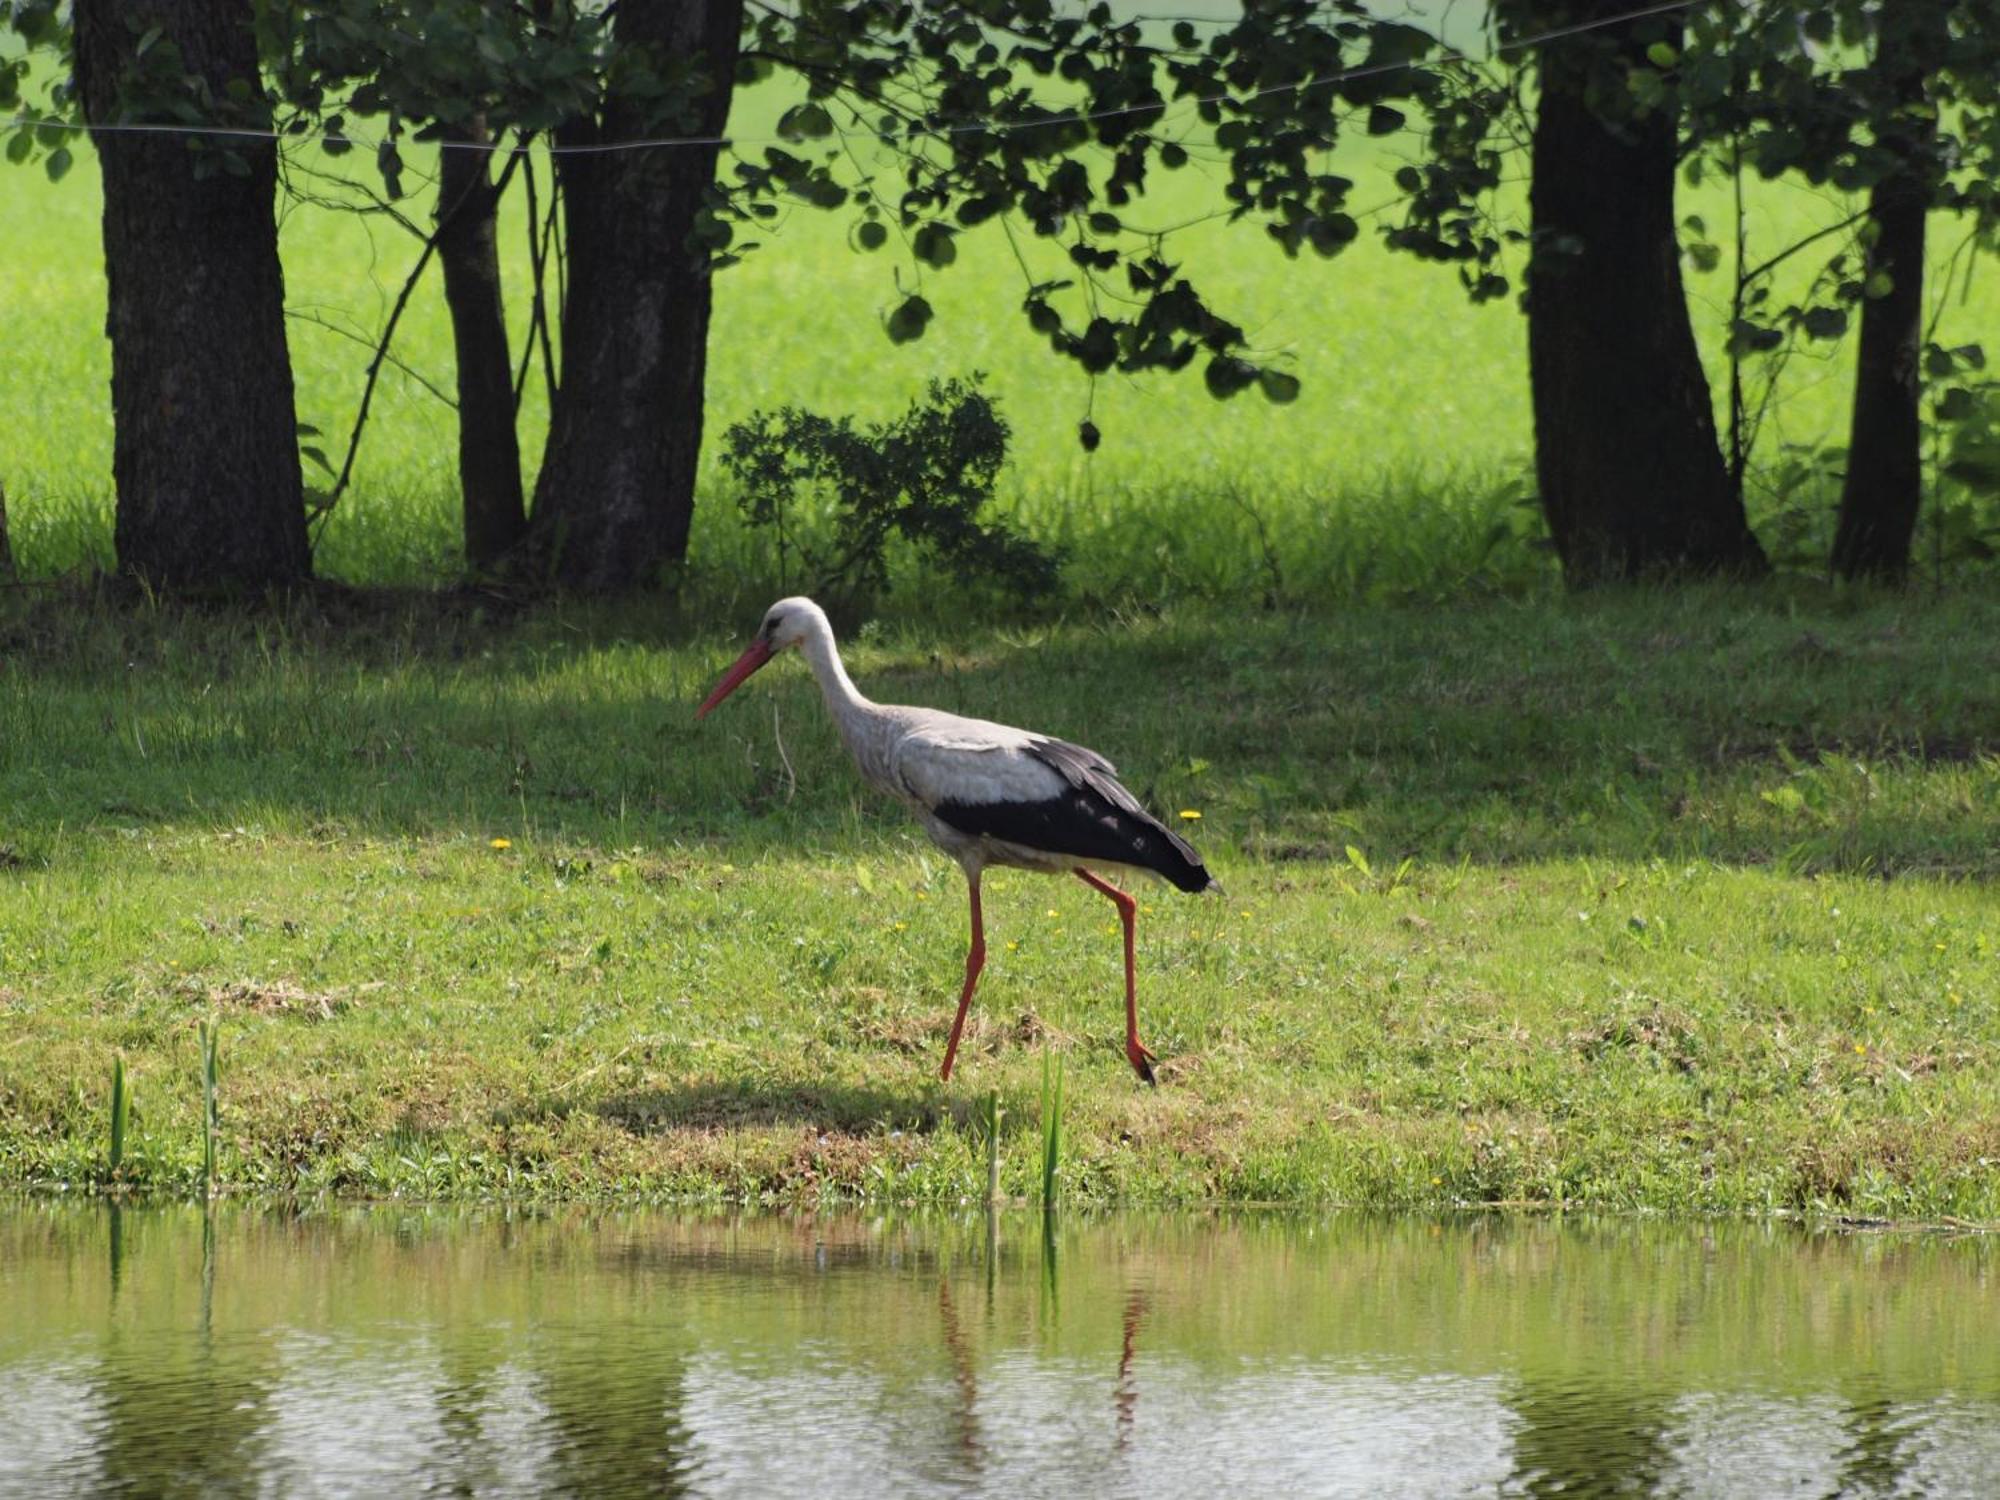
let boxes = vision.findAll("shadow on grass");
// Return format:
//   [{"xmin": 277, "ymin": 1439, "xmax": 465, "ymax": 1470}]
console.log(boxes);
[
  {"xmin": 3, "ymin": 582, "xmax": 1998, "ymax": 875},
  {"xmin": 591, "ymin": 1078, "xmax": 945, "ymax": 1138}
]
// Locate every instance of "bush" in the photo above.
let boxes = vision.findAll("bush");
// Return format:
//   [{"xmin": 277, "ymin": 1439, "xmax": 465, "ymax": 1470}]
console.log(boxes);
[{"xmin": 720, "ymin": 376, "xmax": 1059, "ymax": 604}]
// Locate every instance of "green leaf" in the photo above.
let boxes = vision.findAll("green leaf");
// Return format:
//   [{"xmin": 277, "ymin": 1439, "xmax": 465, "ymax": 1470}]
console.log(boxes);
[
  {"xmin": 1646, "ymin": 42, "xmax": 1678, "ymax": 69},
  {"xmin": 801, "ymin": 175, "xmax": 847, "ymax": 209},
  {"xmin": 1203, "ymin": 355, "xmax": 1257, "ymax": 400},
  {"xmin": 778, "ymin": 102, "xmax": 834, "ymax": 142},
  {"xmin": 1864, "ymin": 270, "xmax": 1894, "ymax": 299},
  {"xmin": 1934, "ymin": 387, "xmax": 1976, "ymax": 422},
  {"xmin": 1366, "ymin": 105, "xmax": 1405, "ymax": 136},
  {"xmin": 377, "ymin": 140, "xmax": 404, "ymax": 200},
  {"xmin": 1257, "ymin": 368, "xmax": 1301, "ymax": 404},
  {"xmin": 691, "ymin": 207, "xmax": 734, "ymax": 252},
  {"xmin": 1078, "ymin": 420, "xmax": 1100, "ymax": 452},
  {"xmin": 855, "ymin": 220, "xmax": 888, "ymax": 251},
  {"xmin": 1687, "ymin": 243, "xmax": 1721, "ymax": 274},
  {"xmin": 1799, "ymin": 306, "xmax": 1847, "ymax": 340},
  {"xmin": 885, "ymin": 294, "xmax": 933, "ymax": 344},
  {"xmin": 301, "ymin": 445, "xmax": 334, "ymax": 477},
  {"xmin": 1307, "ymin": 214, "xmax": 1358, "ymax": 257},
  {"xmin": 912, "ymin": 222, "xmax": 956, "ymax": 268},
  {"xmin": 43, "ymin": 145, "xmax": 71, "ymax": 183},
  {"xmin": 6, "ymin": 129, "xmax": 34, "ymax": 167}
]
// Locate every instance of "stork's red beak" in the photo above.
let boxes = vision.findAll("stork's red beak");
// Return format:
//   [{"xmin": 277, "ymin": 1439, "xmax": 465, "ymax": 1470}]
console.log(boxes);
[{"xmin": 695, "ymin": 638, "xmax": 775, "ymax": 718}]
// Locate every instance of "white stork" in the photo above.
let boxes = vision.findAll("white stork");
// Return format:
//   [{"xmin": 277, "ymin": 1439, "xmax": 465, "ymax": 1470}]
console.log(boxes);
[{"xmin": 696, "ymin": 597, "xmax": 1212, "ymax": 1084}]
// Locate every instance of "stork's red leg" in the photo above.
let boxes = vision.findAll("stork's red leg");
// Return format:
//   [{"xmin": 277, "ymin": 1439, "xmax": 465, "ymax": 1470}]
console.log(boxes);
[
  {"xmin": 939, "ymin": 872, "xmax": 986, "ymax": 1082},
  {"xmin": 1076, "ymin": 869, "xmax": 1156, "ymax": 1085}
]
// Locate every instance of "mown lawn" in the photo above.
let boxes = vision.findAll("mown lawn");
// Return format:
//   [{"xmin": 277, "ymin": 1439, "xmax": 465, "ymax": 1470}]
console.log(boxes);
[{"xmin": 2, "ymin": 585, "xmax": 1996, "ymax": 1216}]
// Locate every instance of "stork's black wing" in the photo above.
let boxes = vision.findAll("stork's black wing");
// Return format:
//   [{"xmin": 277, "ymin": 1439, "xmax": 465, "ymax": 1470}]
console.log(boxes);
[{"xmin": 933, "ymin": 737, "xmax": 1212, "ymax": 893}]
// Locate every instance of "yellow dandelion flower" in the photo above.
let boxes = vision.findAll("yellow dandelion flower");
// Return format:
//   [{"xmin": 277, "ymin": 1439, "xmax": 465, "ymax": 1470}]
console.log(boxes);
[
  {"xmin": 1853, "ymin": 1043, "xmax": 1866, "ymax": 1055},
  {"xmin": 1179, "ymin": 809, "xmax": 1202, "ymax": 821},
  {"xmin": 1046, "ymin": 908, "xmax": 1060, "ymax": 918},
  {"xmin": 489, "ymin": 837, "xmax": 512, "ymax": 850}
]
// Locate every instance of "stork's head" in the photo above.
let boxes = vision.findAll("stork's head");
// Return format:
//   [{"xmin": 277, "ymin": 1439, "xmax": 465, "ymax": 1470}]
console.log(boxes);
[{"xmin": 695, "ymin": 596, "xmax": 825, "ymax": 718}]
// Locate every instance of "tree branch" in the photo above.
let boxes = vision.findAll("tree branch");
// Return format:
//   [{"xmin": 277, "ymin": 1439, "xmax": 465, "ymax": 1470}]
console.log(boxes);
[{"xmin": 309, "ymin": 141, "xmax": 527, "ymax": 532}]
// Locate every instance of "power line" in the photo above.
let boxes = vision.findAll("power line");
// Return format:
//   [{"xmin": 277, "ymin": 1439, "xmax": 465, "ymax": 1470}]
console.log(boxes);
[{"xmin": 0, "ymin": 0, "xmax": 1702, "ymax": 158}]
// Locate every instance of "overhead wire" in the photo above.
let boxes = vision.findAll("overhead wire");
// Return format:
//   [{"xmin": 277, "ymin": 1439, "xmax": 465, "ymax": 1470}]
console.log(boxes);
[{"xmin": 0, "ymin": 0, "xmax": 1705, "ymax": 157}]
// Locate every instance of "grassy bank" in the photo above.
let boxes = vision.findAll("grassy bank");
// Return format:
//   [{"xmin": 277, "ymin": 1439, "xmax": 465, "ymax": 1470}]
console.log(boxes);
[{"xmin": 2, "ymin": 585, "xmax": 1997, "ymax": 1215}]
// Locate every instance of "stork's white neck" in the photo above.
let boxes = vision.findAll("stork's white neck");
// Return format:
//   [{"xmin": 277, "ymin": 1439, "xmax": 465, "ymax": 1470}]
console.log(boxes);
[{"xmin": 798, "ymin": 614, "xmax": 872, "ymax": 721}]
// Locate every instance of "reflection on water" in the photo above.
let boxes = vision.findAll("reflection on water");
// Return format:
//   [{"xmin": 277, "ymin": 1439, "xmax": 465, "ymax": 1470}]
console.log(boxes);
[{"xmin": 2, "ymin": 1205, "xmax": 1996, "ymax": 1498}]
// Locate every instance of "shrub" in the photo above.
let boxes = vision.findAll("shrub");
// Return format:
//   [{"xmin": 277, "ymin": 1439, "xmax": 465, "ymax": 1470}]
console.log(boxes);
[{"xmin": 721, "ymin": 376, "xmax": 1059, "ymax": 603}]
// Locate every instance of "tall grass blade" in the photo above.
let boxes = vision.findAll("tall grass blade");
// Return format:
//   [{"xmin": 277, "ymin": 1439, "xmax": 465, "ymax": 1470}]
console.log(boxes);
[
  {"xmin": 1039, "ymin": 1049, "xmax": 1064, "ymax": 1206},
  {"xmin": 984, "ymin": 1088, "xmax": 1005, "ymax": 1205},
  {"xmin": 198, "ymin": 1019, "xmax": 220, "ymax": 1199},
  {"xmin": 108, "ymin": 1054, "xmax": 128, "ymax": 1177}
]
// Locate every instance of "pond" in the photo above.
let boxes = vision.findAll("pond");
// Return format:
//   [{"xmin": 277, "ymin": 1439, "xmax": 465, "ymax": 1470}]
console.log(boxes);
[{"xmin": 1, "ymin": 1205, "xmax": 1995, "ymax": 1497}]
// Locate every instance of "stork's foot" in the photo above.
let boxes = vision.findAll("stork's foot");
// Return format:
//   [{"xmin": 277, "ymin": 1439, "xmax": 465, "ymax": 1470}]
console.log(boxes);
[{"xmin": 1126, "ymin": 1040, "xmax": 1158, "ymax": 1087}]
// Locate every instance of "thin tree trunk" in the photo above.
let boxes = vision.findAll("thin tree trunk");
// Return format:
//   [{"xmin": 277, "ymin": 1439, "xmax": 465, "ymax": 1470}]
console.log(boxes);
[
  {"xmin": 0, "ymin": 480, "xmax": 13, "ymax": 580},
  {"xmin": 518, "ymin": 0, "xmax": 743, "ymax": 591},
  {"xmin": 1832, "ymin": 14, "xmax": 1943, "ymax": 585},
  {"xmin": 73, "ymin": 0, "xmax": 309, "ymax": 593},
  {"xmin": 437, "ymin": 118, "xmax": 527, "ymax": 568},
  {"xmin": 1517, "ymin": 3, "xmax": 1767, "ymax": 584},
  {"xmin": 1831, "ymin": 172, "xmax": 1925, "ymax": 583}
]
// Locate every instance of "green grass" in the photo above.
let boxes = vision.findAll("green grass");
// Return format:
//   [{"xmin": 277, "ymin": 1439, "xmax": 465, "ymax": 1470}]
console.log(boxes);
[
  {"xmin": 2, "ymin": 586, "xmax": 1996, "ymax": 1215},
  {"xmin": 4, "ymin": 55, "xmax": 1999, "ymax": 595}
]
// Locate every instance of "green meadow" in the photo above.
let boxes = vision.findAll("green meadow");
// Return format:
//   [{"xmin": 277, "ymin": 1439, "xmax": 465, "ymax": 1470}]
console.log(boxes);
[{"xmin": 2, "ymin": 587, "xmax": 1996, "ymax": 1214}]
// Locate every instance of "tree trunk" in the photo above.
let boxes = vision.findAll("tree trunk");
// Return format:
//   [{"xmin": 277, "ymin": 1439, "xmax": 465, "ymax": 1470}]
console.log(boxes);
[
  {"xmin": 436, "ymin": 118, "xmax": 527, "ymax": 569},
  {"xmin": 0, "ymin": 479, "xmax": 13, "ymax": 581},
  {"xmin": 1517, "ymin": 3, "xmax": 1767, "ymax": 584},
  {"xmin": 1830, "ymin": 172, "xmax": 1926, "ymax": 583},
  {"xmin": 518, "ymin": 0, "xmax": 743, "ymax": 591},
  {"xmin": 73, "ymin": 0, "xmax": 310, "ymax": 593},
  {"xmin": 1831, "ymin": 14, "xmax": 1944, "ymax": 585}
]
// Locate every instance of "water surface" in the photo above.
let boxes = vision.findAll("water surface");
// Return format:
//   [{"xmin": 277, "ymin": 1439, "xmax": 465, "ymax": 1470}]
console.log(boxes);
[{"xmin": 2, "ymin": 1206, "xmax": 1995, "ymax": 1497}]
